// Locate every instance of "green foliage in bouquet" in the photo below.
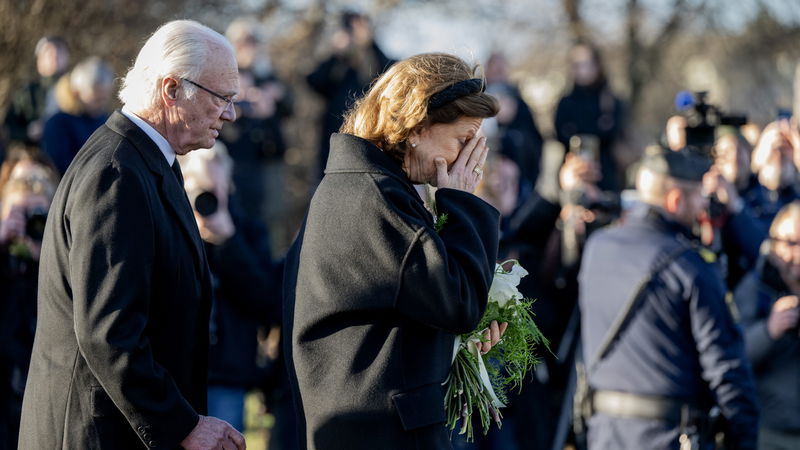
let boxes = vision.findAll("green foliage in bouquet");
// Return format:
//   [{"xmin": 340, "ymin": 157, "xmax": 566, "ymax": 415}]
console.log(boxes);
[{"xmin": 443, "ymin": 261, "xmax": 550, "ymax": 442}]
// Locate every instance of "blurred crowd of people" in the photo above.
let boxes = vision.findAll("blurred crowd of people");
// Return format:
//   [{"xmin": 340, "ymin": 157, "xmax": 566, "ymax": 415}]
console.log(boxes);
[{"xmin": 1, "ymin": 9, "xmax": 800, "ymax": 450}]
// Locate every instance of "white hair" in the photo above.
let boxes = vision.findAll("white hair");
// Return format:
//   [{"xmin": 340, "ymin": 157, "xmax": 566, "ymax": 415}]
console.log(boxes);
[
  {"xmin": 118, "ymin": 20, "xmax": 234, "ymax": 113},
  {"xmin": 70, "ymin": 56, "xmax": 113, "ymax": 96}
]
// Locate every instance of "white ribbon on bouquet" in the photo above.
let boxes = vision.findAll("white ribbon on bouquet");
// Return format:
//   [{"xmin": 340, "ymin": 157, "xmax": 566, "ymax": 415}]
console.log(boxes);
[{"xmin": 449, "ymin": 335, "xmax": 506, "ymax": 408}]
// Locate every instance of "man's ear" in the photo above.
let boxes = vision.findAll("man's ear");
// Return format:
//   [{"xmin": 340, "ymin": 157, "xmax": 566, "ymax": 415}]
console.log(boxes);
[
  {"xmin": 161, "ymin": 76, "xmax": 180, "ymax": 105},
  {"xmin": 664, "ymin": 187, "xmax": 682, "ymax": 215}
]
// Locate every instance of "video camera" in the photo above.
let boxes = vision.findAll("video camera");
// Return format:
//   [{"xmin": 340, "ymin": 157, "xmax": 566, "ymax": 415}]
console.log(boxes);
[{"xmin": 674, "ymin": 91, "xmax": 747, "ymax": 155}]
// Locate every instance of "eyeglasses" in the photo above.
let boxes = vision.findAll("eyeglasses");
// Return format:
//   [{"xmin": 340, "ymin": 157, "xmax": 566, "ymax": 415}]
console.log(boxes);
[
  {"xmin": 772, "ymin": 237, "xmax": 800, "ymax": 248},
  {"xmin": 181, "ymin": 78, "xmax": 234, "ymax": 110}
]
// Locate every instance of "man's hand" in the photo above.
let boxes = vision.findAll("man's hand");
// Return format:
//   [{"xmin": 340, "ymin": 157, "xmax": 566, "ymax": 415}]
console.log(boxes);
[
  {"xmin": 181, "ymin": 415, "xmax": 246, "ymax": 450},
  {"xmin": 475, "ymin": 320, "xmax": 508, "ymax": 355},
  {"xmin": 196, "ymin": 209, "xmax": 235, "ymax": 246},
  {"xmin": 559, "ymin": 152, "xmax": 601, "ymax": 193},
  {"xmin": 703, "ymin": 166, "xmax": 744, "ymax": 214},
  {"xmin": 767, "ymin": 295, "xmax": 800, "ymax": 340}
]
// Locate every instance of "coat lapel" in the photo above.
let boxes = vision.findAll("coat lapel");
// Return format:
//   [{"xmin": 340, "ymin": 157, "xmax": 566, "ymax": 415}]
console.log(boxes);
[{"xmin": 105, "ymin": 111, "xmax": 206, "ymax": 278}]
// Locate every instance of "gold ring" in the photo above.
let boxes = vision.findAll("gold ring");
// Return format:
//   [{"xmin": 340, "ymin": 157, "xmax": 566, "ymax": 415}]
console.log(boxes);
[{"xmin": 473, "ymin": 166, "xmax": 483, "ymax": 176}]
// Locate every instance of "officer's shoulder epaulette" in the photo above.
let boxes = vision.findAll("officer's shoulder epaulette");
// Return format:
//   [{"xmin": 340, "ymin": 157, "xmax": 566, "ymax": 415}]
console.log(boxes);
[
  {"xmin": 696, "ymin": 247, "xmax": 717, "ymax": 264},
  {"xmin": 674, "ymin": 235, "xmax": 716, "ymax": 264}
]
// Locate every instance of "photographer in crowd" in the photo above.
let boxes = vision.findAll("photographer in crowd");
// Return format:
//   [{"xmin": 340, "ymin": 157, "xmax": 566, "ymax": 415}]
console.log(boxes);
[
  {"xmin": 734, "ymin": 201, "xmax": 800, "ymax": 449},
  {"xmin": 482, "ymin": 145, "xmax": 605, "ymax": 449},
  {"xmin": 223, "ymin": 18, "xmax": 292, "ymax": 230},
  {"xmin": 2, "ymin": 36, "xmax": 70, "ymax": 148},
  {"xmin": 554, "ymin": 43, "xmax": 624, "ymax": 193},
  {"xmin": 484, "ymin": 51, "xmax": 544, "ymax": 199},
  {"xmin": 178, "ymin": 142, "xmax": 284, "ymax": 433},
  {"xmin": 0, "ymin": 146, "xmax": 59, "ymax": 450},
  {"xmin": 306, "ymin": 10, "xmax": 393, "ymax": 180},
  {"xmin": 746, "ymin": 120, "xmax": 800, "ymax": 232}
]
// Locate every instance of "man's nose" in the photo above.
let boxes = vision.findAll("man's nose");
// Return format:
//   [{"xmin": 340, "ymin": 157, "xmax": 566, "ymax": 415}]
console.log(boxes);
[{"xmin": 221, "ymin": 103, "xmax": 236, "ymax": 122}]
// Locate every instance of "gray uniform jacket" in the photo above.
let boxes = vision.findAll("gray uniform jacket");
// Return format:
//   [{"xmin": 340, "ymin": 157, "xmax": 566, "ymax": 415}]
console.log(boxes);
[{"xmin": 579, "ymin": 205, "xmax": 759, "ymax": 449}]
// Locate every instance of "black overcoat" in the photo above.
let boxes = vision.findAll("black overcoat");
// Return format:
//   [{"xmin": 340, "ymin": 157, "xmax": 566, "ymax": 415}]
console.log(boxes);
[
  {"xmin": 283, "ymin": 133, "xmax": 500, "ymax": 450},
  {"xmin": 18, "ymin": 111, "xmax": 212, "ymax": 450}
]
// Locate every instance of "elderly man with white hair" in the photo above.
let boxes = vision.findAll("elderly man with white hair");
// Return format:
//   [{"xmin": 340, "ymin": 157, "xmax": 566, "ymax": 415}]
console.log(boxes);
[{"xmin": 18, "ymin": 20, "xmax": 245, "ymax": 450}]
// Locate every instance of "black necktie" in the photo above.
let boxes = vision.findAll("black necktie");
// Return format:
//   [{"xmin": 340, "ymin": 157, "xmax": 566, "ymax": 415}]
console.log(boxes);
[{"xmin": 171, "ymin": 159, "xmax": 184, "ymax": 186}]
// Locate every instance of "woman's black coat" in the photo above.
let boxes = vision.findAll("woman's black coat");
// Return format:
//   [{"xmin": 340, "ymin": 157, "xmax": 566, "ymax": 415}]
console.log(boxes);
[{"xmin": 283, "ymin": 133, "xmax": 499, "ymax": 449}]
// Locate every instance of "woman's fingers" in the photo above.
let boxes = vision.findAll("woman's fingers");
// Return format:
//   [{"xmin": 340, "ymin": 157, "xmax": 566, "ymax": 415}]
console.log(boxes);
[
  {"xmin": 454, "ymin": 135, "xmax": 483, "ymax": 170},
  {"xmin": 499, "ymin": 322, "xmax": 508, "ymax": 336},
  {"xmin": 490, "ymin": 320, "xmax": 501, "ymax": 346},
  {"xmin": 465, "ymin": 136, "xmax": 488, "ymax": 171},
  {"xmin": 478, "ymin": 321, "xmax": 507, "ymax": 355}
]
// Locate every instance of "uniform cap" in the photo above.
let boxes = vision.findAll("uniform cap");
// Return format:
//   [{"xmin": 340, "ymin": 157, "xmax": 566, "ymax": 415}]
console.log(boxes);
[{"xmin": 641, "ymin": 145, "xmax": 711, "ymax": 182}]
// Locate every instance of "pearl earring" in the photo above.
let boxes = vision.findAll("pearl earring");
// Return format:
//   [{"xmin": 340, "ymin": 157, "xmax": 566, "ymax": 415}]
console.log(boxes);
[{"xmin": 411, "ymin": 143, "xmax": 417, "ymax": 148}]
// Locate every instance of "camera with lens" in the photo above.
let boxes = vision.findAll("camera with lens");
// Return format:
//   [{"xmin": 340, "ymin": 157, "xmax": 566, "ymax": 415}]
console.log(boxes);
[
  {"xmin": 25, "ymin": 207, "xmax": 48, "ymax": 241},
  {"xmin": 187, "ymin": 190, "xmax": 218, "ymax": 217},
  {"xmin": 675, "ymin": 91, "xmax": 748, "ymax": 227},
  {"xmin": 674, "ymin": 91, "xmax": 747, "ymax": 156}
]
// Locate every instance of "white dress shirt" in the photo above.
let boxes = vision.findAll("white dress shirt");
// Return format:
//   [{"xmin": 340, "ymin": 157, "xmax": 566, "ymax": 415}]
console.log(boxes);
[{"xmin": 120, "ymin": 106, "xmax": 176, "ymax": 166}]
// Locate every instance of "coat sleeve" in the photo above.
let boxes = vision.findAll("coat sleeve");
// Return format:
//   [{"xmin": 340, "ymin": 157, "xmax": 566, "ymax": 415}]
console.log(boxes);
[
  {"xmin": 722, "ymin": 207, "xmax": 766, "ymax": 278},
  {"xmin": 734, "ymin": 276, "xmax": 785, "ymax": 369},
  {"xmin": 41, "ymin": 114, "xmax": 74, "ymax": 174},
  {"xmin": 69, "ymin": 162, "xmax": 198, "ymax": 450},
  {"xmin": 395, "ymin": 188, "xmax": 500, "ymax": 334},
  {"xmin": 690, "ymin": 264, "xmax": 759, "ymax": 449},
  {"xmin": 306, "ymin": 56, "xmax": 346, "ymax": 96}
]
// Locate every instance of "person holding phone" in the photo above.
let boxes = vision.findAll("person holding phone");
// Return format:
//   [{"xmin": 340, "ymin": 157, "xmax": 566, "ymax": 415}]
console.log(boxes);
[{"xmin": 735, "ymin": 201, "xmax": 800, "ymax": 449}]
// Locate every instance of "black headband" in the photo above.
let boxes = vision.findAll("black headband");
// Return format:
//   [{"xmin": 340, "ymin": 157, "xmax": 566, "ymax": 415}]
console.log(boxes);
[{"xmin": 428, "ymin": 78, "xmax": 484, "ymax": 109}]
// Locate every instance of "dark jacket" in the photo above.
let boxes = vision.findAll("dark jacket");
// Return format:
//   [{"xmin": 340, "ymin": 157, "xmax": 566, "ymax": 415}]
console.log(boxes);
[
  {"xmin": 283, "ymin": 133, "xmax": 500, "ymax": 450},
  {"xmin": 207, "ymin": 207, "xmax": 282, "ymax": 388},
  {"xmin": 306, "ymin": 45, "xmax": 393, "ymax": 178},
  {"xmin": 579, "ymin": 204, "xmax": 759, "ymax": 449},
  {"xmin": 554, "ymin": 84, "xmax": 623, "ymax": 192},
  {"xmin": 743, "ymin": 182, "xmax": 800, "ymax": 234},
  {"xmin": 734, "ymin": 256, "xmax": 800, "ymax": 433},
  {"xmin": 0, "ymin": 247, "xmax": 38, "ymax": 450},
  {"xmin": 42, "ymin": 110, "xmax": 107, "ymax": 174},
  {"xmin": 19, "ymin": 111, "xmax": 212, "ymax": 450},
  {"xmin": 2, "ymin": 76, "xmax": 57, "ymax": 145}
]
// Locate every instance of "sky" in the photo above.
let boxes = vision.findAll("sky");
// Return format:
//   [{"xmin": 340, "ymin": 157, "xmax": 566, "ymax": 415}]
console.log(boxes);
[{"xmin": 270, "ymin": 0, "xmax": 800, "ymax": 63}]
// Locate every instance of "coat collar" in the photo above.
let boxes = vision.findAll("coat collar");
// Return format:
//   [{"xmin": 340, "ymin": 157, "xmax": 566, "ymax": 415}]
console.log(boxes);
[
  {"xmin": 105, "ymin": 110, "xmax": 206, "ymax": 279},
  {"xmin": 325, "ymin": 133, "xmax": 413, "ymax": 185},
  {"xmin": 105, "ymin": 110, "xmax": 170, "ymax": 176},
  {"xmin": 627, "ymin": 202, "xmax": 697, "ymax": 243}
]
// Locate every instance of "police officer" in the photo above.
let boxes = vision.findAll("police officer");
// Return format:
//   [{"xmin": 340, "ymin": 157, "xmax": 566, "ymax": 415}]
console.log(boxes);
[{"xmin": 578, "ymin": 147, "xmax": 759, "ymax": 449}]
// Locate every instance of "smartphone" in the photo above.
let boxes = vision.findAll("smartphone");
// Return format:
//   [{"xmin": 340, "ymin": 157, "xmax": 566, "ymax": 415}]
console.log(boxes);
[{"xmin": 569, "ymin": 134, "xmax": 600, "ymax": 162}]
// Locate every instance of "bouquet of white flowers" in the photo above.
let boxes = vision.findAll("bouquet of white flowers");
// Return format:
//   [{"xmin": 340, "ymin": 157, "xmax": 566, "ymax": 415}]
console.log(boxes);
[{"xmin": 443, "ymin": 260, "xmax": 549, "ymax": 441}]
